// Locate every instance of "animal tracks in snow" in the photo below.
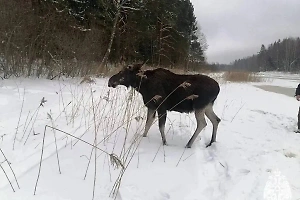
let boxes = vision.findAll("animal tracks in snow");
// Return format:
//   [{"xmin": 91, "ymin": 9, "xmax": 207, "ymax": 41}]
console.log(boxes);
[{"xmin": 251, "ymin": 109, "xmax": 296, "ymax": 131}]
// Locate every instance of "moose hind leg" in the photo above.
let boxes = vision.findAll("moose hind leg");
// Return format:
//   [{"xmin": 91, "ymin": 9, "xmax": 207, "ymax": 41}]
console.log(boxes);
[
  {"xmin": 143, "ymin": 108, "xmax": 156, "ymax": 137},
  {"xmin": 185, "ymin": 109, "xmax": 207, "ymax": 148},
  {"xmin": 158, "ymin": 110, "xmax": 167, "ymax": 145},
  {"xmin": 205, "ymin": 103, "xmax": 221, "ymax": 147}
]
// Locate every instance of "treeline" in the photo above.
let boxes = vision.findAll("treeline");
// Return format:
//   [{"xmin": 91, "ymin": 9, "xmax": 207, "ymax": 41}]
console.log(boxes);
[
  {"xmin": 0, "ymin": 0, "xmax": 206, "ymax": 78},
  {"xmin": 230, "ymin": 37, "xmax": 300, "ymax": 72}
]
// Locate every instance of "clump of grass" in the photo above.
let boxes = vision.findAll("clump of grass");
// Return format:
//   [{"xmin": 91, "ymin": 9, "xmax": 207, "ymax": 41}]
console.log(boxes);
[
  {"xmin": 222, "ymin": 71, "xmax": 262, "ymax": 82},
  {"xmin": 284, "ymin": 151, "xmax": 297, "ymax": 158},
  {"xmin": 80, "ymin": 76, "xmax": 96, "ymax": 84}
]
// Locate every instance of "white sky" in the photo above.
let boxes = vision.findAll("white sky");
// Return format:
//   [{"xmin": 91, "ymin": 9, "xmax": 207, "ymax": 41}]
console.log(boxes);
[{"xmin": 191, "ymin": 0, "xmax": 300, "ymax": 64}]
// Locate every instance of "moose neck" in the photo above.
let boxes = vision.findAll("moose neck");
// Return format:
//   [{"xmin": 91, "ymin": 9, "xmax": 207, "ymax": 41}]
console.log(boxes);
[{"xmin": 130, "ymin": 74, "xmax": 145, "ymax": 91}]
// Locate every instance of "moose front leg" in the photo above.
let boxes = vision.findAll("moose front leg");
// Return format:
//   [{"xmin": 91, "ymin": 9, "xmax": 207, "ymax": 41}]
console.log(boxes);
[
  {"xmin": 143, "ymin": 108, "xmax": 156, "ymax": 137},
  {"xmin": 158, "ymin": 110, "xmax": 167, "ymax": 145}
]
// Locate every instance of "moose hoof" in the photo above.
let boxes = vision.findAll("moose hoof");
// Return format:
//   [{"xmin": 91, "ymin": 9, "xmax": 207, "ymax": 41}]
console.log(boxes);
[
  {"xmin": 206, "ymin": 141, "xmax": 215, "ymax": 148},
  {"xmin": 185, "ymin": 144, "xmax": 192, "ymax": 148}
]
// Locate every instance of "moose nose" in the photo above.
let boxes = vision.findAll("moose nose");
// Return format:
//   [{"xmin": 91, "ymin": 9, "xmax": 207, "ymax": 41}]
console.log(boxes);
[{"xmin": 108, "ymin": 81, "xmax": 116, "ymax": 88}]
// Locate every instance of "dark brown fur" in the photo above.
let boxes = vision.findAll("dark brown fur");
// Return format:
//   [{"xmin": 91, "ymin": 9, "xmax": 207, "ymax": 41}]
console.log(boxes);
[{"xmin": 108, "ymin": 64, "xmax": 221, "ymax": 147}]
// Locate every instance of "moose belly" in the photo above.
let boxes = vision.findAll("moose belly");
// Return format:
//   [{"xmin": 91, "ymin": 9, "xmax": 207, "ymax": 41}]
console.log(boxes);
[{"xmin": 167, "ymin": 100, "xmax": 194, "ymax": 113}]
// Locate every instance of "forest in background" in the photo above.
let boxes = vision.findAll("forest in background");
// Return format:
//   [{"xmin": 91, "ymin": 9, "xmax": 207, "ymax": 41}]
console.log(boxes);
[
  {"xmin": 0, "ymin": 0, "xmax": 207, "ymax": 78},
  {"xmin": 226, "ymin": 37, "xmax": 300, "ymax": 72}
]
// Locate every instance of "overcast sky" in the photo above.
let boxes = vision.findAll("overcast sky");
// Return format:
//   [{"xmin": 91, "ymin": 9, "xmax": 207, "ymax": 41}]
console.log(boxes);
[{"xmin": 190, "ymin": 0, "xmax": 300, "ymax": 64}]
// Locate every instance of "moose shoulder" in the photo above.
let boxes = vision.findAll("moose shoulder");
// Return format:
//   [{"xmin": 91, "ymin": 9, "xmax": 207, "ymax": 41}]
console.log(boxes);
[{"xmin": 108, "ymin": 64, "xmax": 221, "ymax": 148}]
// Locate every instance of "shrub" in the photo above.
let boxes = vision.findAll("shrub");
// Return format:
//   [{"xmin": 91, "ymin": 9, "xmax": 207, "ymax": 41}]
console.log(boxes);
[{"xmin": 222, "ymin": 71, "xmax": 262, "ymax": 82}]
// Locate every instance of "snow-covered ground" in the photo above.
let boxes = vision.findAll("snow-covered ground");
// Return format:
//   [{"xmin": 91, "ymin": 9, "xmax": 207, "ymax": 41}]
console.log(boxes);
[{"xmin": 0, "ymin": 73, "xmax": 299, "ymax": 200}]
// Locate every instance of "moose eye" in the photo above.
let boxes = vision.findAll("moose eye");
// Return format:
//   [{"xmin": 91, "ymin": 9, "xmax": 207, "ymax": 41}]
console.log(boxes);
[
  {"xmin": 119, "ymin": 77, "xmax": 124, "ymax": 82},
  {"xmin": 127, "ymin": 65, "xmax": 133, "ymax": 70}
]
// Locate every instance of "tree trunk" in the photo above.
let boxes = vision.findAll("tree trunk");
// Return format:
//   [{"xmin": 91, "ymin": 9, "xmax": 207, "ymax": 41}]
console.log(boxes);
[
  {"xmin": 98, "ymin": 8, "xmax": 120, "ymax": 74},
  {"xmin": 158, "ymin": 19, "xmax": 162, "ymax": 66}
]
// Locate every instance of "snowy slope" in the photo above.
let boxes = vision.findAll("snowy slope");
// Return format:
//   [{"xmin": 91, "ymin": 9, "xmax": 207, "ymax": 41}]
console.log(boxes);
[{"xmin": 0, "ymin": 75, "xmax": 299, "ymax": 200}]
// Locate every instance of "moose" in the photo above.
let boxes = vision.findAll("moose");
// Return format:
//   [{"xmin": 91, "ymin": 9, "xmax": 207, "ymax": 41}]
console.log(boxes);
[{"xmin": 108, "ymin": 63, "xmax": 221, "ymax": 148}]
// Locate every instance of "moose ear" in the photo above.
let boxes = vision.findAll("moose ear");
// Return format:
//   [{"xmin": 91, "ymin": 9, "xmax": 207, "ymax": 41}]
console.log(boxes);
[
  {"xmin": 135, "ymin": 60, "xmax": 148, "ymax": 70},
  {"xmin": 127, "ymin": 63, "xmax": 143, "ymax": 71}
]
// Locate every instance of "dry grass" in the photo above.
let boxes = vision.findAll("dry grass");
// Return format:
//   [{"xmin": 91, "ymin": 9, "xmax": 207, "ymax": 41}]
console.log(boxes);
[
  {"xmin": 222, "ymin": 71, "xmax": 262, "ymax": 82},
  {"xmin": 284, "ymin": 151, "xmax": 297, "ymax": 158}
]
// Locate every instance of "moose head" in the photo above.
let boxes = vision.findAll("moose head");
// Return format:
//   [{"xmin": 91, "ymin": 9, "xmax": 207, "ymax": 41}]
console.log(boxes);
[{"xmin": 108, "ymin": 63, "xmax": 145, "ymax": 88}]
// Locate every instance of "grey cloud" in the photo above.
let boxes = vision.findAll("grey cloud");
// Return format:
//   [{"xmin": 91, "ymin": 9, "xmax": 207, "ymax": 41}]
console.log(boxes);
[{"xmin": 191, "ymin": 0, "xmax": 300, "ymax": 64}]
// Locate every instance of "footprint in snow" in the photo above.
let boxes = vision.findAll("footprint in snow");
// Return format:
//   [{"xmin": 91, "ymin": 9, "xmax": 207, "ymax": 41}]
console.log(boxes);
[{"xmin": 159, "ymin": 191, "xmax": 170, "ymax": 200}]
